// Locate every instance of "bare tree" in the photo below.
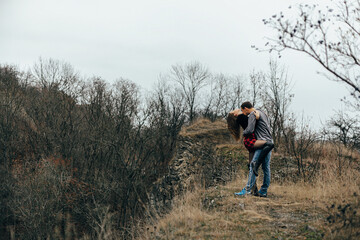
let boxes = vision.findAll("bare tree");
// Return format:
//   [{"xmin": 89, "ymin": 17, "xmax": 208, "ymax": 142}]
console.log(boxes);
[
  {"xmin": 283, "ymin": 113, "xmax": 320, "ymax": 181},
  {"xmin": 28, "ymin": 59, "xmax": 84, "ymax": 160},
  {"xmin": 261, "ymin": 59, "xmax": 294, "ymax": 148},
  {"xmin": 169, "ymin": 62, "xmax": 211, "ymax": 122},
  {"xmin": 228, "ymin": 75, "xmax": 249, "ymax": 111},
  {"xmin": 33, "ymin": 58, "xmax": 80, "ymax": 96},
  {"xmin": 201, "ymin": 73, "xmax": 248, "ymax": 120},
  {"xmin": 248, "ymin": 70, "xmax": 265, "ymax": 107},
  {"xmin": 211, "ymin": 73, "xmax": 228, "ymax": 117},
  {"xmin": 146, "ymin": 79, "xmax": 186, "ymax": 176},
  {"xmin": 264, "ymin": 0, "xmax": 360, "ymax": 107},
  {"xmin": 202, "ymin": 73, "xmax": 229, "ymax": 120},
  {"xmin": 0, "ymin": 65, "xmax": 27, "ymax": 238},
  {"xmin": 323, "ymin": 110, "xmax": 360, "ymax": 149}
]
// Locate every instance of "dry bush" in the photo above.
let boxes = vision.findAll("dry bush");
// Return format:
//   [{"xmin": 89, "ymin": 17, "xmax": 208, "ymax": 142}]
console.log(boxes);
[
  {"xmin": 9, "ymin": 157, "xmax": 124, "ymax": 240},
  {"xmin": 320, "ymin": 142, "xmax": 360, "ymax": 176},
  {"xmin": 9, "ymin": 158, "xmax": 72, "ymax": 239},
  {"xmin": 326, "ymin": 199, "xmax": 360, "ymax": 239}
]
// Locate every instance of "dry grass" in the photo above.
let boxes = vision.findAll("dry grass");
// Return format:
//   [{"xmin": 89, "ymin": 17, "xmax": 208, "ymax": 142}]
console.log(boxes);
[
  {"xmin": 179, "ymin": 119, "xmax": 231, "ymax": 144},
  {"xmin": 139, "ymin": 151, "xmax": 360, "ymax": 239},
  {"xmin": 135, "ymin": 119, "xmax": 360, "ymax": 239},
  {"xmin": 137, "ymin": 120, "xmax": 360, "ymax": 239},
  {"xmin": 180, "ymin": 118, "xmax": 226, "ymax": 135},
  {"xmin": 140, "ymin": 187, "xmax": 215, "ymax": 239}
]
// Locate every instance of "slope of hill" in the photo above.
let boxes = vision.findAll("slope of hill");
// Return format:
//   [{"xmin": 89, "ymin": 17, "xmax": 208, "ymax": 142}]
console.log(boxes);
[{"xmin": 139, "ymin": 119, "xmax": 360, "ymax": 239}]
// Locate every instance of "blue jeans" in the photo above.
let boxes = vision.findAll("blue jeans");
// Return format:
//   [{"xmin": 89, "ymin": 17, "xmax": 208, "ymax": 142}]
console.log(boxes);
[{"xmin": 245, "ymin": 149, "xmax": 272, "ymax": 194}]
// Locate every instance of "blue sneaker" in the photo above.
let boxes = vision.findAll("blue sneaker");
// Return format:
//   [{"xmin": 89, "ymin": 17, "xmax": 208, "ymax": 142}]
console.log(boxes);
[{"xmin": 234, "ymin": 188, "xmax": 251, "ymax": 196}]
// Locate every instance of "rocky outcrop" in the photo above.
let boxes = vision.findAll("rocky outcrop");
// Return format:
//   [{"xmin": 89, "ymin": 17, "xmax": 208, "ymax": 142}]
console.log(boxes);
[{"xmin": 149, "ymin": 119, "xmax": 248, "ymax": 212}]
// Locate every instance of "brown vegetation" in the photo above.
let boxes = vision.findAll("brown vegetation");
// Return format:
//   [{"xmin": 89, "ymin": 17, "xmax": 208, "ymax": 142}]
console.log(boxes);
[{"xmin": 140, "ymin": 145, "xmax": 360, "ymax": 240}]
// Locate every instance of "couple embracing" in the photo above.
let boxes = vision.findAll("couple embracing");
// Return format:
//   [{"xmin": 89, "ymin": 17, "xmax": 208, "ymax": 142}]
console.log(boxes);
[{"xmin": 227, "ymin": 101, "xmax": 274, "ymax": 197}]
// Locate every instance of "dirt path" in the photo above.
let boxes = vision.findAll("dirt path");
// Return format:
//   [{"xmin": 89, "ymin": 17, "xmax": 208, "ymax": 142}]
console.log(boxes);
[{"xmin": 198, "ymin": 184, "xmax": 327, "ymax": 239}]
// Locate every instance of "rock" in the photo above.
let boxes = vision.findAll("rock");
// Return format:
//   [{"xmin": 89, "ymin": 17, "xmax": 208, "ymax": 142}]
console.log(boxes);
[{"xmin": 149, "ymin": 123, "xmax": 245, "ymax": 213}]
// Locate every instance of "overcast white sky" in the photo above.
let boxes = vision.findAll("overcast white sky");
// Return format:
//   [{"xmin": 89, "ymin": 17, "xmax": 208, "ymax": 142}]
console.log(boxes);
[{"xmin": 0, "ymin": 0, "xmax": 349, "ymax": 129}]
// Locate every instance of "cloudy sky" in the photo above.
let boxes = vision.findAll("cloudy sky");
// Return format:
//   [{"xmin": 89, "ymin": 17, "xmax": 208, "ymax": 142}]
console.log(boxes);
[{"xmin": 0, "ymin": 0, "xmax": 349, "ymax": 128}]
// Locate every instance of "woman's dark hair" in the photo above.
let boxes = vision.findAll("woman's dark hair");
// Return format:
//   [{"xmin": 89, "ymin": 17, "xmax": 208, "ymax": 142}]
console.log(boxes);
[
  {"xmin": 240, "ymin": 101, "xmax": 253, "ymax": 109},
  {"xmin": 237, "ymin": 114, "xmax": 248, "ymax": 130},
  {"xmin": 227, "ymin": 112, "xmax": 248, "ymax": 141}
]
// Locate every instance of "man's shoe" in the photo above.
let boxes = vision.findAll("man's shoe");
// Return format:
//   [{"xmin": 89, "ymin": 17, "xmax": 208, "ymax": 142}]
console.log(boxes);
[
  {"xmin": 258, "ymin": 191, "xmax": 267, "ymax": 198},
  {"xmin": 234, "ymin": 188, "xmax": 251, "ymax": 196}
]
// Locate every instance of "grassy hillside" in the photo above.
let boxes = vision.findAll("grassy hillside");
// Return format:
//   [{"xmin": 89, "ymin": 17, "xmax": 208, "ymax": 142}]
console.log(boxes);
[{"xmin": 139, "ymin": 119, "xmax": 360, "ymax": 240}]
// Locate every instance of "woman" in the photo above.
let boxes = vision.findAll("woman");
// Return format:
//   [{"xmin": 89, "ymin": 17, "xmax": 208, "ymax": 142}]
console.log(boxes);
[
  {"xmin": 227, "ymin": 109, "xmax": 267, "ymax": 195},
  {"xmin": 227, "ymin": 109, "xmax": 267, "ymax": 159}
]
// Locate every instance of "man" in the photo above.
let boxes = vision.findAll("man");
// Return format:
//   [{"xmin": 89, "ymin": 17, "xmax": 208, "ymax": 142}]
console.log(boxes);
[{"xmin": 235, "ymin": 101, "xmax": 274, "ymax": 197}]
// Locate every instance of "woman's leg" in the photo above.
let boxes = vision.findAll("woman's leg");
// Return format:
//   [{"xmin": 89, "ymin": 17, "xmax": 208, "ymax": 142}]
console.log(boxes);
[
  {"xmin": 251, "ymin": 141, "xmax": 275, "ymax": 176},
  {"xmin": 248, "ymin": 150, "xmax": 258, "ymax": 195},
  {"xmin": 248, "ymin": 151, "xmax": 254, "ymax": 166},
  {"xmin": 253, "ymin": 140, "xmax": 266, "ymax": 149}
]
